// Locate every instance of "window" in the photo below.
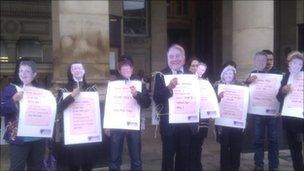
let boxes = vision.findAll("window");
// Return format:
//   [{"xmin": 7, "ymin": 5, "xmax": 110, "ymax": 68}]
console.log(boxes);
[
  {"xmin": 17, "ymin": 39, "xmax": 43, "ymax": 62},
  {"xmin": 123, "ymin": 0, "xmax": 148, "ymax": 36}
]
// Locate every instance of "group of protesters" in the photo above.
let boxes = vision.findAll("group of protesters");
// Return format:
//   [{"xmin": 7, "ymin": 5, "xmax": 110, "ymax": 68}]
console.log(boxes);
[{"xmin": 1, "ymin": 43, "xmax": 303, "ymax": 171}]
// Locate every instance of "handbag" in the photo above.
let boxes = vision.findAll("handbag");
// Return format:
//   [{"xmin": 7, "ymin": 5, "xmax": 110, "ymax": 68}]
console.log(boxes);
[{"xmin": 43, "ymin": 140, "xmax": 57, "ymax": 171}]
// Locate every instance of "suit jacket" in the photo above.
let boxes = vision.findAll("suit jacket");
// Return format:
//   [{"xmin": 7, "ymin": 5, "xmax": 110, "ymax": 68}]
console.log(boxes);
[{"xmin": 153, "ymin": 67, "xmax": 198, "ymax": 136}]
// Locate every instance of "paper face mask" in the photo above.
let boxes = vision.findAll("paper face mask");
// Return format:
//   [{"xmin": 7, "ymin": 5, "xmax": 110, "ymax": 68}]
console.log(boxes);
[
  {"xmin": 289, "ymin": 58, "xmax": 303, "ymax": 74},
  {"xmin": 254, "ymin": 55, "xmax": 267, "ymax": 71},
  {"xmin": 71, "ymin": 63, "xmax": 85, "ymax": 82},
  {"xmin": 167, "ymin": 48, "xmax": 185, "ymax": 71},
  {"xmin": 222, "ymin": 69, "xmax": 235, "ymax": 83}
]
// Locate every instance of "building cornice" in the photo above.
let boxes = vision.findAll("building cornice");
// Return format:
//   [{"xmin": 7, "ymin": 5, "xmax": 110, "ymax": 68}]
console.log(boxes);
[{"xmin": 0, "ymin": 1, "xmax": 51, "ymax": 19}]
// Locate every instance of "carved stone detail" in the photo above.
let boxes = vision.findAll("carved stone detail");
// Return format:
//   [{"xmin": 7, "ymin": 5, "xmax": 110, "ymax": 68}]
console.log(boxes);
[
  {"xmin": 4, "ymin": 20, "xmax": 20, "ymax": 34},
  {"xmin": 20, "ymin": 21, "xmax": 50, "ymax": 35}
]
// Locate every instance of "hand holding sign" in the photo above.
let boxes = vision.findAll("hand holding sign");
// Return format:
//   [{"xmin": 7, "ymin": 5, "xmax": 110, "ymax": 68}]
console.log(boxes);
[
  {"xmin": 13, "ymin": 91, "xmax": 24, "ymax": 102},
  {"xmin": 167, "ymin": 77, "xmax": 178, "ymax": 90}
]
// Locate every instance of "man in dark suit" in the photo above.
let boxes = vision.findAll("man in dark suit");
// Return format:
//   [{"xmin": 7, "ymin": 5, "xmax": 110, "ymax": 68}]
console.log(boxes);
[{"xmin": 153, "ymin": 44, "xmax": 198, "ymax": 171}]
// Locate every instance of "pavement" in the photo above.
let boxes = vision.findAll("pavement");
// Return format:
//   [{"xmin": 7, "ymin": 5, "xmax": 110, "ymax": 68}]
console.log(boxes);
[
  {"xmin": 0, "ymin": 108, "xmax": 296, "ymax": 170},
  {"xmin": 100, "ymin": 108, "xmax": 295, "ymax": 171}
]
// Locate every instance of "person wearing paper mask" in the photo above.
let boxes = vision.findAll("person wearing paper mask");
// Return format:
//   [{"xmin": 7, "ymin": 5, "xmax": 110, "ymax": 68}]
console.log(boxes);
[
  {"xmin": 246, "ymin": 51, "xmax": 282, "ymax": 171},
  {"xmin": 277, "ymin": 51, "xmax": 304, "ymax": 171},
  {"xmin": 214, "ymin": 61, "xmax": 244, "ymax": 171},
  {"xmin": 105, "ymin": 55, "xmax": 151, "ymax": 171},
  {"xmin": 56, "ymin": 62, "xmax": 98, "ymax": 171},
  {"xmin": 153, "ymin": 44, "xmax": 197, "ymax": 170},
  {"xmin": 187, "ymin": 58, "xmax": 209, "ymax": 171},
  {"xmin": 0, "ymin": 59, "xmax": 46, "ymax": 171}
]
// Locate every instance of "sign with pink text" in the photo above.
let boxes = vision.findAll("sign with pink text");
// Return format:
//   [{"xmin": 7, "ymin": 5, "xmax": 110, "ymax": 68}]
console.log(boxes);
[
  {"xmin": 17, "ymin": 86, "xmax": 56, "ymax": 138},
  {"xmin": 215, "ymin": 84, "xmax": 249, "ymax": 129},
  {"xmin": 164, "ymin": 75, "xmax": 200, "ymax": 123},
  {"xmin": 198, "ymin": 79, "xmax": 220, "ymax": 119},
  {"xmin": 248, "ymin": 73, "xmax": 283, "ymax": 116},
  {"xmin": 282, "ymin": 71, "xmax": 304, "ymax": 119},
  {"xmin": 103, "ymin": 80, "xmax": 142, "ymax": 130},
  {"xmin": 63, "ymin": 92, "xmax": 102, "ymax": 145}
]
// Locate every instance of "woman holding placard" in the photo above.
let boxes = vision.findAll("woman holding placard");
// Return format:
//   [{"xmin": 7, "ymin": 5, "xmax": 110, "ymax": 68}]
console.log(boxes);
[
  {"xmin": 187, "ymin": 57, "xmax": 210, "ymax": 171},
  {"xmin": 55, "ymin": 62, "xmax": 99, "ymax": 171},
  {"xmin": 214, "ymin": 61, "xmax": 245, "ymax": 171},
  {"xmin": 1, "ymin": 59, "xmax": 46, "ymax": 171},
  {"xmin": 277, "ymin": 51, "xmax": 304, "ymax": 171}
]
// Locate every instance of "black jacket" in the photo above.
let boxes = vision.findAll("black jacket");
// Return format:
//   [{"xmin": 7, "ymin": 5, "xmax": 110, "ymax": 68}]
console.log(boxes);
[
  {"xmin": 55, "ymin": 82, "xmax": 98, "ymax": 142},
  {"xmin": 153, "ymin": 67, "xmax": 198, "ymax": 136}
]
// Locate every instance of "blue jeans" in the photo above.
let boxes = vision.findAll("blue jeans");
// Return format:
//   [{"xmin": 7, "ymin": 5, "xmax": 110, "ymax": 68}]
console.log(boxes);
[
  {"xmin": 109, "ymin": 130, "xmax": 142, "ymax": 171},
  {"xmin": 253, "ymin": 115, "xmax": 279, "ymax": 170}
]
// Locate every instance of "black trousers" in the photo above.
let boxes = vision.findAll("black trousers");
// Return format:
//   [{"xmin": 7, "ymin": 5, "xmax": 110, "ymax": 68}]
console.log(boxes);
[
  {"xmin": 65, "ymin": 144, "xmax": 96, "ymax": 171},
  {"xmin": 161, "ymin": 125, "xmax": 192, "ymax": 171},
  {"xmin": 219, "ymin": 127, "xmax": 243, "ymax": 171},
  {"xmin": 9, "ymin": 140, "xmax": 45, "ymax": 171},
  {"xmin": 189, "ymin": 128, "xmax": 208, "ymax": 171},
  {"xmin": 286, "ymin": 130, "xmax": 304, "ymax": 171}
]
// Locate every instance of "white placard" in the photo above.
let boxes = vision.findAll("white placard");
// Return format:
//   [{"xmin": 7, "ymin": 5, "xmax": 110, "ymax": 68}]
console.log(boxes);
[
  {"xmin": 281, "ymin": 71, "xmax": 304, "ymax": 119},
  {"xmin": 164, "ymin": 74, "xmax": 200, "ymax": 123},
  {"xmin": 215, "ymin": 84, "xmax": 249, "ymax": 129},
  {"xmin": 103, "ymin": 80, "xmax": 142, "ymax": 130},
  {"xmin": 17, "ymin": 86, "xmax": 57, "ymax": 138},
  {"xmin": 199, "ymin": 79, "xmax": 220, "ymax": 119},
  {"xmin": 248, "ymin": 73, "xmax": 283, "ymax": 116},
  {"xmin": 63, "ymin": 92, "xmax": 102, "ymax": 145}
]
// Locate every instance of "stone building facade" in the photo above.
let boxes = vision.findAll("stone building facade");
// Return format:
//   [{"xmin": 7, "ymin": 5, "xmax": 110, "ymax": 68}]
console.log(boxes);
[
  {"xmin": 0, "ymin": 0, "xmax": 303, "ymax": 170},
  {"xmin": 1, "ymin": 0, "xmax": 303, "ymax": 91}
]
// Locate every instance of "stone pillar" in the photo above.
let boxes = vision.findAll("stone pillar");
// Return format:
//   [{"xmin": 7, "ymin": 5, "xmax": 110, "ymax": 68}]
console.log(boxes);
[
  {"xmin": 151, "ymin": 1, "xmax": 167, "ymax": 73},
  {"xmin": 52, "ymin": 1, "xmax": 109, "ymax": 98},
  {"xmin": 232, "ymin": 0, "xmax": 274, "ymax": 79},
  {"xmin": 222, "ymin": 0, "xmax": 233, "ymax": 63}
]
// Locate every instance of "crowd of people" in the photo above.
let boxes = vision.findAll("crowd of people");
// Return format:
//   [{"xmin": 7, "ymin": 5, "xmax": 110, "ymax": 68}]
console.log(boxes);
[{"xmin": 0, "ymin": 44, "xmax": 303, "ymax": 171}]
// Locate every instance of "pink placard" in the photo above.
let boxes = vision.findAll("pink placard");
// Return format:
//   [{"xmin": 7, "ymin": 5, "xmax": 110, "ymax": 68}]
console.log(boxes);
[
  {"xmin": 220, "ymin": 87, "xmax": 244, "ymax": 120},
  {"xmin": 111, "ymin": 85, "xmax": 137, "ymax": 117},
  {"xmin": 252, "ymin": 76, "xmax": 278, "ymax": 107},
  {"xmin": 24, "ymin": 90, "xmax": 51, "ymax": 126},
  {"xmin": 200, "ymin": 82, "xmax": 216, "ymax": 112},
  {"xmin": 172, "ymin": 84, "xmax": 196, "ymax": 114},
  {"xmin": 69, "ymin": 98, "xmax": 97, "ymax": 135},
  {"xmin": 201, "ymin": 96, "xmax": 212, "ymax": 111},
  {"xmin": 288, "ymin": 75, "xmax": 304, "ymax": 108}
]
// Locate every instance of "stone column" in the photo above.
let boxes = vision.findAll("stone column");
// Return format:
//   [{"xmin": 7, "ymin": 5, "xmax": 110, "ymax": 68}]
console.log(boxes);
[
  {"xmin": 52, "ymin": 1, "xmax": 109, "ymax": 98},
  {"xmin": 232, "ymin": 0, "xmax": 274, "ymax": 79},
  {"xmin": 151, "ymin": 1, "xmax": 167, "ymax": 73}
]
